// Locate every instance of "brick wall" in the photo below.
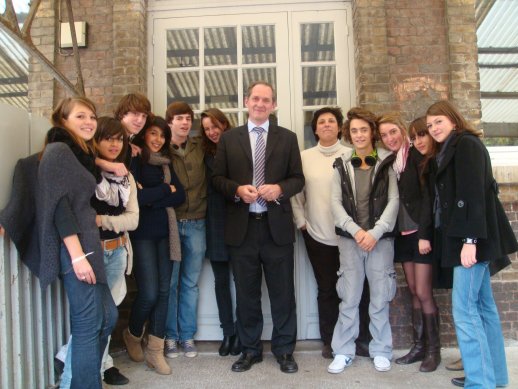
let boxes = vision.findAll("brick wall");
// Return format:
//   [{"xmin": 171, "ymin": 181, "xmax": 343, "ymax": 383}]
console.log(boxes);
[
  {"xmin": 353, "ymin": 0, "xmax": 479, "ymax": 123},
  {"xmin": 352, "ymin": 0, "xmax": 516, "ymax": 348},
  {"xmin": 29, "ymin": 0, "xmax": 147, "ymax": 118}
]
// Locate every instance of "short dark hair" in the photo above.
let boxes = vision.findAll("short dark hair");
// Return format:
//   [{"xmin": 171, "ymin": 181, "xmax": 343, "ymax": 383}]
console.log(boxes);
[
  {"xmin": 343, "ymin": 107, "xmax": 378, "ymax": 147},
  {"xmin": 133, "ymin": 116, "xmax": 172, "ymax": 162},
  {"xmin": 165, "ymin": 101, "xmax": 194, "ymax": 124},
  {"xmin": 311, "ymin": 107, "xmax": 344, "ymax": 141},
  {"xmin": 94, "ymin": 116, "xmax": 129, "ymax": 166}
]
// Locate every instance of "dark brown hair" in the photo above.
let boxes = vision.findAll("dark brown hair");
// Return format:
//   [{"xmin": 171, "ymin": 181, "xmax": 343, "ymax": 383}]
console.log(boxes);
[
  {"xmin": 94, "ymin": 117, "xmax": 129, "ymax": 166},
  {"xmin": 311, "ymin": 107, "xmax": 343, "ymax": 141},
  {"xmin": 343, "ymin": 107, "xmax": 378, "ymax": 147},
  {"xmin": 200, "ymin": 108, "xmax": 231, "ymax": 156},
  {"xmin": 114, "ymin": 93, "xmax": 152, "ymax": 121},
  {"xmin": 165, "ymin": 101, "xmax": 194, "ymax": 124},
  {"xmin": 409, "ymin": 116, "xmax": 438, "ymax": 182},
  {"xmin": 132, "ymin": 116, "xmax": 172, "ymax": 163}
]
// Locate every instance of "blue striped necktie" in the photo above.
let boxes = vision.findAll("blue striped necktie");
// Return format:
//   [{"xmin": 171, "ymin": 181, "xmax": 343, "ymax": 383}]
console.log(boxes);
[{"xmin": 252, "ymin": 127, "xmax": 267, "ymax": 207}]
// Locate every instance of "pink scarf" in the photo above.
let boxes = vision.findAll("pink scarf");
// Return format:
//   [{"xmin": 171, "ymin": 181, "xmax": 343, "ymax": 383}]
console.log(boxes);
[{"xmin": 392, "ymin": 139, "xmax": 410, "ymax": 180}]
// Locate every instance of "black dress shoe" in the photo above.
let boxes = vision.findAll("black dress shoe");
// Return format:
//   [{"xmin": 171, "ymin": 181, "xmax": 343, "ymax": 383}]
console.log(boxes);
[
  {"xmin": 103, "ymin": 367, "xmax": 129, "ymax": 385},
  {"xmin": 230, "ymin": 334, "xmax": 242, "ymax": 356},
  {"xmin": 451, "ymin": 377, "xmax": 465, "ymax": 387},
  {"xmin": 231, "ymin": 353, "xmax": 263, "ymax": 372},
  {"xmin": 276, "ymin": 354, "xmax": 298, "ymax": 373},
  {"xmin": 219, "ymin": 336, "xmax": 232, "ymax": 356}
]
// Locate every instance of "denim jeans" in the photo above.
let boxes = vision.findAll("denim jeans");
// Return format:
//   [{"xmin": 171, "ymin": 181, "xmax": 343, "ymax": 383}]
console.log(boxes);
[
  {"xmin": 60, "ymin": 246, "xmax": 127, "ymax": 388},
  {"xmin": 129, "ymin": 238, "xmax": 173, "ymax": 338},
  {"xmin": 165, "ymin": 219, "xmax": 206, "ymax": 341},
  {"xmin": 59, "ymin": 245, "xmax": 118, "ymax": 389},
  {"xmin": 452, "ymin": 262, "xmax": 508, "ymax": 389}
]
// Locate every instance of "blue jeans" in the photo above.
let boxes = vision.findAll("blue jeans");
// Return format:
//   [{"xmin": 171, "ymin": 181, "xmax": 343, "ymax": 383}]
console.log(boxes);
[
  {"xmin": 60, "ymin": 246, "xmax": 127, "ymax": 388},
  {"xmin": 165, "ymin": 219, "xmax": 206, "ymax": 341},
  {"xmin": 59, "ymin": 245, "xmax": 117, "ymax": 389},
  {"xmin": 452, "ymin": 262, "xmax": 508, "ymax": 389},
  {"xmin": 129, "ymin": 238, "xmax": 173, "ymax": 338}
]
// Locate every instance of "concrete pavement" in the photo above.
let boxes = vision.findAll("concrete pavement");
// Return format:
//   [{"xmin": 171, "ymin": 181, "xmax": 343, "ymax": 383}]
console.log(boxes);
[{"xmin": 108, "ymin": 341, "xmax": 518, "ymax": 388}]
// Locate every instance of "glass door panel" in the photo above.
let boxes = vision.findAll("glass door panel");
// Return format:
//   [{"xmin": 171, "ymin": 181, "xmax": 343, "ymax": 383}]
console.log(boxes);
[
  {"xmin": 291, "ymin": 12, "xmax": 352, "ymax": 150},
  {"xmin": 153, "ymin": 14, "xmax": 289, "ymax": 128}
]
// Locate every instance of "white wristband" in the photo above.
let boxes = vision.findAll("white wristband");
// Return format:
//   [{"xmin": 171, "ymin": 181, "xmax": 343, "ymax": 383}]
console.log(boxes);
[{"xmin": 71, "ymin": 251, "xmax": 94, "ymax": 264}]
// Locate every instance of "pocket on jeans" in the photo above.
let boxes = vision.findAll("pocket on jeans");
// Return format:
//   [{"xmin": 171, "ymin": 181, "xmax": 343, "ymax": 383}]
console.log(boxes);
[
  {"xmin": 385, "ymin": 269, "xmax": 397, "ymax": 302},
  {"xmin": 336, "ymin": 270, "xmax": 347, "ymax": 300}
]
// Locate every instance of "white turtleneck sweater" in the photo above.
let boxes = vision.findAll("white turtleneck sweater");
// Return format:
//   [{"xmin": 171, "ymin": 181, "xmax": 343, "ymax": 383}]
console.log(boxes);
[{"xmin": 291, "ymin": 140, "xmax": 351, "ymax": 246}]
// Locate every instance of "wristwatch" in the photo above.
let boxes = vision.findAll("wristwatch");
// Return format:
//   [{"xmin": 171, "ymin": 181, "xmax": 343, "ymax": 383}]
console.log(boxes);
[{"xmin": 462, "ymin": 237, "xmax": 477, "ymax": 244}]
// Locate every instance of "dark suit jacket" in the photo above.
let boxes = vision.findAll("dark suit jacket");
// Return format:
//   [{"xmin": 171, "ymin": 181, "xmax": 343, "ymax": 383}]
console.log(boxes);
[{"xmin": 212, "ymin": 124, "xmax": 304, "ymax": 247}]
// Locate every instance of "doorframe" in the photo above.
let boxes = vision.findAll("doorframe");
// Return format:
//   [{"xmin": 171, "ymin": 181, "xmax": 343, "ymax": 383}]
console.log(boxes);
[{"xmin": 147, "ymin": 1, "xmax": 355, "ymax": 341}]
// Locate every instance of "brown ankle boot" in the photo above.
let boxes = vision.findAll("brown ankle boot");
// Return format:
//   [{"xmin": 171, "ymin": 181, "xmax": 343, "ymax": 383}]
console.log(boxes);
[
  {"xmin": 123, "ymin": 327, "xmax": 145, "ymax": 362},
  {"xmin": 396, "ymin": 309, "xmax": 425, "ymax": 364},
  {"xmin": 146, "ymin": 335, "xmax": 172, "ymax": 375},
  {"xmin": 420, "ymin": 313, "xmax": 441, "ymax": 372}
]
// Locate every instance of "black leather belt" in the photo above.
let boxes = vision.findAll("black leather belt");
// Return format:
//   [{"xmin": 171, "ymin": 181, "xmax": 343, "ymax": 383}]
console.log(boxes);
[{"xmin": 249, "ymin": 212, "xmax": 267, "ymax": 220}]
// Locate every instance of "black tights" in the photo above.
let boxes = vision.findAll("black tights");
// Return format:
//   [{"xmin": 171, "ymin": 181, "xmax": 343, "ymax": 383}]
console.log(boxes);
[{"xmin": 402, "ymin": 262, "xmax": 437, "ymax": 314}]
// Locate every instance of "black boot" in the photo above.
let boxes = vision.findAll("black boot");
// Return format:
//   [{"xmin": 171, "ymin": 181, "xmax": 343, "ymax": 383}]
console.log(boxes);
[
  {"xmin": 396, "ymin": 309, "xmax": 425, "ymax": 364},
  {"xmin": 219, "ymin": 336, "xmax": 232, "ymax": 356},
  {"xmin": 230, "ymin": 333, "xmax": 242, "ymax": 356},
  {"xmin": 420, "ymin": 312, "xmax": 441, "ymax": 372}
]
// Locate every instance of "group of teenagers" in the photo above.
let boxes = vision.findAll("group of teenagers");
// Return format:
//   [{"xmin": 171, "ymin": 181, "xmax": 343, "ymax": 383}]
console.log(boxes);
[{"xmin": 0, "ymin": 80, "xmax": 516, "ymax": 389}]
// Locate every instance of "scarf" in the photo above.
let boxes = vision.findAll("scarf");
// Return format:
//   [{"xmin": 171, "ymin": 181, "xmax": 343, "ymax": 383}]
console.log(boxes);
[
  {"xmin": 95, "ymin": 171, "xmax": 131, "ymax": 207},
  {"xmin": 392, "ymin": 139, "xmax": 410, "ymax": 180},
  {"xmin": 148, "ymin": 152, "xmax": 182, "ymax": 261},
  {"xmin": 46, "ymin": 127, "xmax": 101, "ymax": 183}
]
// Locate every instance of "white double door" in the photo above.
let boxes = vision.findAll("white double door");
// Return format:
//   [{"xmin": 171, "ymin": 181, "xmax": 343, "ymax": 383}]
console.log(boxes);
[{"xmin": 149, "ymin": 5, "xmax": 354, "ymax": 340}]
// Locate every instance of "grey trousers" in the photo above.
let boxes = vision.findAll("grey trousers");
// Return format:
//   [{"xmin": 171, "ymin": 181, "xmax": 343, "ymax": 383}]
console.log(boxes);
[{"xmin": 331, "ymin": 237, "xmax": 396, "ymax": 359}]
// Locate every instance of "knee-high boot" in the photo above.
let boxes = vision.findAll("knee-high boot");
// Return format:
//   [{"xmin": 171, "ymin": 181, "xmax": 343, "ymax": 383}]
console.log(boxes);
[
  {"xmin": 396, "ymin": 308, "xmax": 425, "ymax": 364},
  {"xmin": 420, "ymin": 312, "xmax": 441, "ymax": 372}
]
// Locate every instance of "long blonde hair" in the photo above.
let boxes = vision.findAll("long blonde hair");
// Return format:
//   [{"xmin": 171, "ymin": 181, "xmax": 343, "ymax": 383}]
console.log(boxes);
[{"xmin": 45, "ymin": 96, "xmax": 98, "ymax": 155}]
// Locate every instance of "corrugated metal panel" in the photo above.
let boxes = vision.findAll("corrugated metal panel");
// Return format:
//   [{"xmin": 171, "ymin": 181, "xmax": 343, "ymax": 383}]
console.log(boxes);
[
  {"xmin": 477, "ymin": 0, "xmax": 518, "ymax": 47},
  {"xmin": 480, "ymin": 68, "xmax": 518, "ymax": 91},
  {"xmin": 477, "ymin": 0, "xmax": 518, "ymax": 124},
  {"xmin": 0, "ymin": 238, "xmax": 69, "ymax": 389},
  {"xmin": 481, "ymin": 99, "xmax": 518, "ymax": 122},
  {"xmin": 0, "ymin": 104, "xmax": 68, "ymax": 389},
  {"xmin": 0, "ymin": 30, "xmax": 28, "ymax": 110}
]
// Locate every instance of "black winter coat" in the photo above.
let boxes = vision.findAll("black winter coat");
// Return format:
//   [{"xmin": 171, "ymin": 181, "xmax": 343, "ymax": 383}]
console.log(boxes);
[
  {"xmin": 433, "ymin": 132, "xmax": 517, "ymax": 268},
  {"xmin": 397, "ymin": 147, "xmax": 432, "ymax": 240}
]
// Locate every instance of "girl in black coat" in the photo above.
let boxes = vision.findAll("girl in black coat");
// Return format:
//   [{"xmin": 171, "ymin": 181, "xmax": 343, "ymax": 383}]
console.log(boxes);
[
  {"xmin": 427, "ymin": 100, "xmax": 517, "ymax": 388},
  {"xmin": 378, "ymin": 113, "xmax": 439, "ymax": 372},
  {"xmin": 200, "ymin": 108, "xmax": 241, "ymax": 356}
]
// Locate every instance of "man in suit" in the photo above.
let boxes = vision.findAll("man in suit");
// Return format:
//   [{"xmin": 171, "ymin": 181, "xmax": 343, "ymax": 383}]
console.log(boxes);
[{"xmin": 212, "ymin": 81, "xmax": 304, "ymax": 373}]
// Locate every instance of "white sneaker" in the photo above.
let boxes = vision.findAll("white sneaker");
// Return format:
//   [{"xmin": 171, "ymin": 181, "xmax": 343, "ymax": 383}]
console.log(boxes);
[
  {"xmin": 373, "ymin": 356, "xmax": 391, "ymax": 372},
  {"xmin": 327, "ymin": 354, "xmax": 353, "ymax": 374}
]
